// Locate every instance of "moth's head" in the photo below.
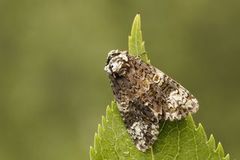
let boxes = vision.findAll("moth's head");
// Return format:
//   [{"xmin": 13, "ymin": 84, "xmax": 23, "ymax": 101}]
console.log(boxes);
[{"xmin": 104, "ymin": 50, "xmax": 129, "ymax": 76}]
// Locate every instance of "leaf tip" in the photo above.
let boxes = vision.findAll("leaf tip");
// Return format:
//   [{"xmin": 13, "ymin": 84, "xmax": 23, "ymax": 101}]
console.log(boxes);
[
  {"xmin": 132, "ymin": 13, "xmax": 141, "ymax": 29},
  {"xmin": 196, "ymin": 123, "xmax": 204, "ymax": 132},
  {"xmin": 135, "ymin": 13, "xmax": 141, "ymax": 23},
  {"xmin": 106, "ymin": 103, "xmax": 114, "ymax": 120},
  {"xmin": 106, "ymin": 104, "xmax": 111, "ymax": 113},
  {"xmin": 102, "ymin": 115, "xmax": 107, "ymax": 127},
  {"xmin": 224, "ymin": 154, "xmax": 230, "ymax": 160},
  {"xmin": 216, "ymin": 142, "xmax": 225, "ymax": 157},
  {"xmin": 97, "ymin": 123, "xmax": 104, "ymax": 136},
  {"xmin": 196, "ymin": 123, "xmax": 208, "ymax": 139},
  {"xmin": 111, "ymin": 100, "xmax": 117, "ymax": 108},
  {"xmin": 128, "ymin": 13, "xmax": 149, "ymax": 63},
  {"xmin": 185, "ymin": 115, "xmax": 196, "ymax": 128},
  {"xmin": 93, "ymin": 132, "xmax": 101, "ymax": 151},
  {"xmin": 207, "ymin": 134, "xmax": 216, "ymax": 149},
  {"xmin": 89, "ymin": 146, "xmax": 95, "ymax": 160}
]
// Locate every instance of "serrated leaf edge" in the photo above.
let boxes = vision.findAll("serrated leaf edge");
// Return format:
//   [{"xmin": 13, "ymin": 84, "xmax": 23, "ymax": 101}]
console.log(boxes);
[{"xmin": 90, "ymin": 101, "xmax": 230, "ymax": 159}]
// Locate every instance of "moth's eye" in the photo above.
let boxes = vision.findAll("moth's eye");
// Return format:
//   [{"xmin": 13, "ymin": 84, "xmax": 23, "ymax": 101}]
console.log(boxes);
[{"xmin": 109, "ymin": 63, "xmax": 114, "ymax": 69}]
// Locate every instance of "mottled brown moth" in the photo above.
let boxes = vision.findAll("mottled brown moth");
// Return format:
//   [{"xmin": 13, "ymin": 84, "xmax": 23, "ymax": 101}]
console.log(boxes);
[{"xmin": 104, "ymin": 50, "xmax": 199, "ymax": 152}]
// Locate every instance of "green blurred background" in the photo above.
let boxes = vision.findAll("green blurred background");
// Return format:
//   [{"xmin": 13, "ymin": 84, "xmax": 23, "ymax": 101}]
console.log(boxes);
[{"xmin": 0, "ymin": 0, "xmax": 240, "ymax": 159}]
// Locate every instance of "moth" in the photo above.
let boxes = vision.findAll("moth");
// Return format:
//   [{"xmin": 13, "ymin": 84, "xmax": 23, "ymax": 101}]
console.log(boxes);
[{"xmin": 104, "ymin": 50, "xmax": 199, "ymax": 152}]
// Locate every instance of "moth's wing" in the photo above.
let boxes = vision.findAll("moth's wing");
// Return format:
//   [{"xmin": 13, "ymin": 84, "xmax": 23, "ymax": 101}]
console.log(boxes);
[
  {"xmin": 153, "ymin": 69, "xmax": 199, "ymax": 121},
  {"xmin": 117, "ymin": 100, "xmax": 160, "ymax": 152}
]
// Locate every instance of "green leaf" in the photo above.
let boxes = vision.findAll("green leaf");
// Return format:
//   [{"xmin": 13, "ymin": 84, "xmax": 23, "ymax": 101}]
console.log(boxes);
[
  {"xmin": 90, "ymin": 14, "xmax": 230, "ymax": 160},
  {"xmin": 128, "ymin": 14, "xmax": 149, "ymax": 63}
]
